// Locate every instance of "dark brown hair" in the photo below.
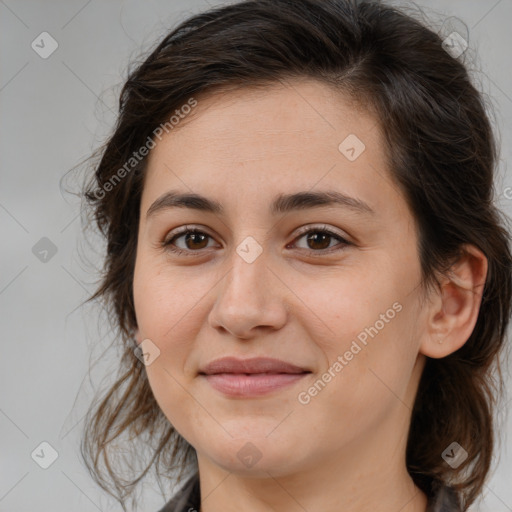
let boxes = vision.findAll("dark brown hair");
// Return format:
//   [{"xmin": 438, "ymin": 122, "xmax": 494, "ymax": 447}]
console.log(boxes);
[{"xmin": 79, "ymin": 0, "xmax": 512, "ymax": 510}]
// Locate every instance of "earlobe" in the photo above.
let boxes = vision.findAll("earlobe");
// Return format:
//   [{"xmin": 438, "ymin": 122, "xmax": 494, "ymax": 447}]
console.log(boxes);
[{"xmin": 420, "ymin": 244, "xmax": 488, "ymax": 359}]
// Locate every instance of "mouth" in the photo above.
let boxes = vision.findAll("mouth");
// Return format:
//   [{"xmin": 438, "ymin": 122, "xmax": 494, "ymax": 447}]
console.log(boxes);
[{"xmin": 198, "ymin": 357, "xmax": 311, "ymax": 397}]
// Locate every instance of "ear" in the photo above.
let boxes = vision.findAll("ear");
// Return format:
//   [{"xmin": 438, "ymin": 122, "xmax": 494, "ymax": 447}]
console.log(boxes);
[{"xmin": 419, "ymin": 244, "xmax": 488, "ymax": 359}]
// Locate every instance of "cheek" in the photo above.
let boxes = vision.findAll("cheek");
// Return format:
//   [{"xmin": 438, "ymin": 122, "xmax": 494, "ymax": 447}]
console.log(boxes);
[
  {"xmin": 300, "ymin": 306, "xmax": 418, "ymax": 439},
  {"xmin": 132, "ymin": 256, "xmax": 219, "ymax": 390},
  {"xmin": 133, "ymin": 253, "xmax": 200, "ymax": 338},
  {"xmin": 133, "ymin": 260, "xmax": 206, "ymax": 433},
  {"xmin": 285, "ymin": 264, "xmax": 397, "ymax": 348},
  {"xmin": 300, "ymin": 269, "xmax": 419, "ymax": 400}
]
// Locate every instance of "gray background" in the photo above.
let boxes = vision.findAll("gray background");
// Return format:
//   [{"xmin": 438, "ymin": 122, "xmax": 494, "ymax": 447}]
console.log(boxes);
[{"xmin": 1, "ymin": 0, "xmax": 511, "ymax": 510}]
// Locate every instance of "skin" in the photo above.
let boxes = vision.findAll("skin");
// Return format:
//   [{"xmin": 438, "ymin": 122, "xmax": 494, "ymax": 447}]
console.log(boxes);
[{"xmin": 132, "ymin": 78, "xmax": 487, "ymax": 512}]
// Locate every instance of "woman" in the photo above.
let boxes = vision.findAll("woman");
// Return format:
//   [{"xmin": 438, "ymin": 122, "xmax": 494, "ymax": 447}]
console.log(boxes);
[{"xmin": 80, "ymin": 1, "xmax": 512, "ymax": 511}]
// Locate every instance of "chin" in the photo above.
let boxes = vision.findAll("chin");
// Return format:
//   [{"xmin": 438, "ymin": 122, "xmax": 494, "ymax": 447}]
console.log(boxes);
[{"xmin": 198, "ymin": 433, "xmax": 302, "ymax": 476}]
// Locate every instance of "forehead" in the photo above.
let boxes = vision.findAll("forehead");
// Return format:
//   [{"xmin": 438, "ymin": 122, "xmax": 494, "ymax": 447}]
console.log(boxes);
[
  {"xmin": 148, "ymin": 79, "xmax": 376, "ymax": 160},
  {"xmin": 141, "ymin": 79, "xmax": 404, "ymax": 222}
]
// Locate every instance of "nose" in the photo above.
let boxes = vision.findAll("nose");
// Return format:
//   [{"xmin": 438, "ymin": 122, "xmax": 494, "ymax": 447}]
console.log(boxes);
[{"xmin": 207, "ymin": 246, "xmax": 288, "ymax": 340}]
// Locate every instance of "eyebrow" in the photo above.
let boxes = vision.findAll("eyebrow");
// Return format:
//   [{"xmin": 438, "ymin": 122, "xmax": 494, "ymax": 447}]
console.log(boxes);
[{"xmin": 146, "ymin": 190, "xmax": 375, "ymax": 219}]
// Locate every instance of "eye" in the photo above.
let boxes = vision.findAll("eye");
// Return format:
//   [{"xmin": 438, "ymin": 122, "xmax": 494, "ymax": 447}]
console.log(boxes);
[
  {"xmin": 288, "ymin": 224, "xmax": 351, "ymax": 254},
  {"xmin": 161, "ymin": 224, "xmax": 351, "ymax": 256},
  {"xmin": 162, "ymin": 226, "xmax": 217, "ymax": 256}
]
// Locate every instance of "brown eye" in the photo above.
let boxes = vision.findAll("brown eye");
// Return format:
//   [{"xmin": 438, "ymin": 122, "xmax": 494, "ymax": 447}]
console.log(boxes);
[
  {"xmin": 291, "ymin": 226, "xmax": 350, "ymax": 253},
  {"xmin": 163, "ymin": 228, "xmax": 216, "ymax": 255},
  {"xmin": 304, "ymin": 231, "xmax": 333, "ymax": 250},
  {"xmin": 181, "ymin": 231, "xmax": 210, "ymax": 250}
]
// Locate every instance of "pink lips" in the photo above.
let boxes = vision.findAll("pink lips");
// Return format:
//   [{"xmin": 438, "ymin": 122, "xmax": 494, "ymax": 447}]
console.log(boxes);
[{"xmin": 199, "ymin": 357, "xmax": 311, "ymax": 397}]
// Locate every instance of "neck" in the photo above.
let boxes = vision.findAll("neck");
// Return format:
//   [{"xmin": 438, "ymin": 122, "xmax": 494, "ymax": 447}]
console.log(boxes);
[{"xmin": 196, "ymin": 441, "xmax": 428, "ymax": 512}]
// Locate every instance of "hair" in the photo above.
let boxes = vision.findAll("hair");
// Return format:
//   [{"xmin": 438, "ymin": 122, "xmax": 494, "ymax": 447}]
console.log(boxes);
[{"xmin": 78, "ymin": 0, "xmax": 512, "ymax": 510}]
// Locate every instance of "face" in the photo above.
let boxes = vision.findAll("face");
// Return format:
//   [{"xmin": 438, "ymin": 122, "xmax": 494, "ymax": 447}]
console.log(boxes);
[{"xmin": 133, "ymin": 79, "xmax": 429, "ymax": 478}]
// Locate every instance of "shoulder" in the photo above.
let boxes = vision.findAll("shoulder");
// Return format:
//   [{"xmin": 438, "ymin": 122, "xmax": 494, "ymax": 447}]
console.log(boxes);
[{"xmin": 157, "ymin": 472, "xmax": 201, "ymax": 512}]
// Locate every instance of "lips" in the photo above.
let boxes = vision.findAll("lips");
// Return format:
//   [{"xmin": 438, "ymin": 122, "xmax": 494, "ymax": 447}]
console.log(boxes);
[
  {"xmin": 199, "ymin": 357, "xmax": 311, "ymax": 397},
  {"xmin": 199, "ymin": 357, "xmax": 309, "ymax": 375}
]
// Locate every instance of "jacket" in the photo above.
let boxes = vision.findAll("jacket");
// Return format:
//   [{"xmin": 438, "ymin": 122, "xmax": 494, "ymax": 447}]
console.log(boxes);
[{"xmin": 157, "ymin": 472, "xmax": 462, "ymax": 512}]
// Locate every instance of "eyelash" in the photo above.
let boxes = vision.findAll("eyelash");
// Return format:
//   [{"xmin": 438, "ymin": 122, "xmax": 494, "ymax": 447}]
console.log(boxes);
[{"xmin": 161, "ymin": 224, "xmax": 351, "ymax": 257}]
